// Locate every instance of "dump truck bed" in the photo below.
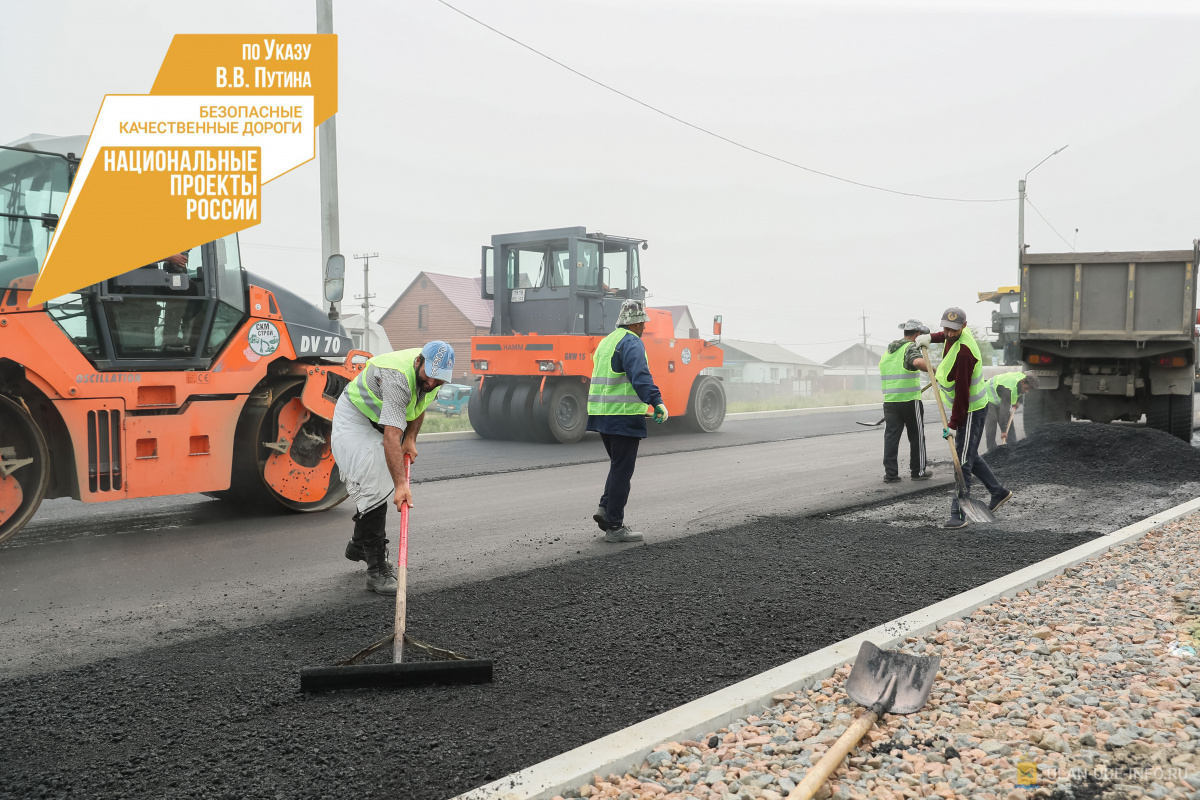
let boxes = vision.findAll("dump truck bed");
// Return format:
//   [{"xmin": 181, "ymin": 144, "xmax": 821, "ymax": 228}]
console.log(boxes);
[{"xmin": 1020, "ymin": 249, "xmax": 1197, "ymax": 341}]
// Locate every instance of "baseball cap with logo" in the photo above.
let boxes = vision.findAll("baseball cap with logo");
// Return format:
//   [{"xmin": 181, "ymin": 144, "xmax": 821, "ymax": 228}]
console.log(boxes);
[
  {"xmin": 939, "ymin": 307, "xmax": 967, "ymax": 331},
  {"xmin": 421, "ymin": 340, "xmax": 455, "ymax": 382}
]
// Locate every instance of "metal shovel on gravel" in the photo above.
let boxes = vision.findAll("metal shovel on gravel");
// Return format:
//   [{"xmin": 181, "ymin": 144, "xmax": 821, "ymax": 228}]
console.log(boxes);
[
  {"xmin": 299, "ymin": 455, "xmax": 494, "ymax": 692},
  {"xmin": 787, "ymin": 641, "xmax": 941, "ymax": 800},
  {"xmin": 919, "ymin": 346, "xmax": 994, "ymax": 523}
]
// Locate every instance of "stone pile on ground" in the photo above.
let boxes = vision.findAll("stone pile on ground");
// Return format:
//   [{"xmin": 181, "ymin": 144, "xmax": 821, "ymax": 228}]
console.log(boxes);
[
  {"xmin": 578, "ymin": 515, "xmax": 1200, "ymax": 800},
  {"xmin": 986, "ymin": 423, "xmax": 1200, "ymax": 485}
]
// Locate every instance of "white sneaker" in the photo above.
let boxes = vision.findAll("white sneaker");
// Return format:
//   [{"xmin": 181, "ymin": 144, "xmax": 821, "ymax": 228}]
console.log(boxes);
[{"xmin": 604, "ymin": 525, "xmax": 644, "ymax": 543}]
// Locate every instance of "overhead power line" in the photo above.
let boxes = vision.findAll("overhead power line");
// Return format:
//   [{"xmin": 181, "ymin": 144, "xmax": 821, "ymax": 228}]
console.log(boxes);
[
  {"xmin": 435, "ymin": 0, "xmax": 1015, "ymax": 204},
  {"xmin": 1024, "ymin": 195, "xmax": 1076, "ymax": 251}
]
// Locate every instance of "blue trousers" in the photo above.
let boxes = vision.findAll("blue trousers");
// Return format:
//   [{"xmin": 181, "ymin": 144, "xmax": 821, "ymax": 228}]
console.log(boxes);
[
  {"xmin": 599, "ymin": 433, "xmax": 640, "ymax": 529},
  {"xmin": 950, "ymin": 406, "xmax": 1004, "ymax": 517}
]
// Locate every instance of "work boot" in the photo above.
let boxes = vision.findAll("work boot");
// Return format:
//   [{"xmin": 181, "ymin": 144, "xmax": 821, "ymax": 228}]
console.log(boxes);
[
  {"xmin": 362, "ymin": 540, "xmax": 398, "ymax": 595},
  {"xmin": 911, "ymin": 469, "xmax": 933, "ymax": 480},
  {"xmin": 346, "ymin": 504, "xmax": 387, "ymax": 563},
  {"xmin": 989, "ymin": 489, "xmax": 1014, "ymax": 513},
  {"xmin": 604, "ymin": 525, "xmax": 643, "ymax": 543},
  {"xmin": 942, "ymin": 511, "xmax": 968, "ymax": 530},
  {"xmin": 593, "ymin": 505, "xmax": 610, "ymax": 531},
  {"xmin": 883, "ymin": 474, "xmax": 901, "ymax": 484}
]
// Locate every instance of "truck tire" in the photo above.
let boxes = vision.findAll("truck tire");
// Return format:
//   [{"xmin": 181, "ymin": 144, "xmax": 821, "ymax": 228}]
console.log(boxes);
[
  {"xmin": 1146, "ymin": 393, "xmax": 1171, "ymax": 436},
  {"xmin": 1023, "ymin": 387, "xmax": 1068, "ymax": 434},
  {"xmin": 684, "ymin": 375, "xmax": 727, "ymax": 433},
  {"xmin": 1169, "ymin": 393, "xmax": 1194, "ymax": 441},
  {"xmin": 546, "ymin": 381, "xmax": 588, "ymax": 444}
]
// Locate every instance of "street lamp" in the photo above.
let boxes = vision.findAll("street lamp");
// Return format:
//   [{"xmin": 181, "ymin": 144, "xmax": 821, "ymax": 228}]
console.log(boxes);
[{"xmin": 1018, "ymin": 145, "xmax": 1069, "ymax": 277}]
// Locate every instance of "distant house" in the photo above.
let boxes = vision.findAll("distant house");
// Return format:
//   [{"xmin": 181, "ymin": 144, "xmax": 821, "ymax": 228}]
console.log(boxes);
[
  {"xmin": 338, "ymin": 312, "xmax": 393, "ymax": 355},
  {"xmin": 712, "ymin": 339, "xmax": 826, "ymax": 397},
  {"xmin": 376, "ymin": 271, "xmax": 493, "ymax": 383},
  {"xmin": 822, "ymin": 342, "xmax": 890, "ymax": 392},
  {"xmin": 654, "ymin": 305, "xmax": 699, "ymax": 339}
]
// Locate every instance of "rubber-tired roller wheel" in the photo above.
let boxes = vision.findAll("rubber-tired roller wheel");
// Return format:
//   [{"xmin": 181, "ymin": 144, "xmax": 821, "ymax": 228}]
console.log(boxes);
[
  {"xmin": 545, "ymin": 381, "xmax": 588, "ymax": 444},
  {"xmin": 468, "ymin": 378, "xmax": 499, "ymax": 439},
  {"xmin": 487, "ymin": 380, "xmax": 520, "ymax": 440},
  {"xmin": 507, "ymin": 382, "xmax": 555, "ymax": 443},
  {"xmin": 684, "ymin": 375, "xmax": 727, "ymax": 433},
  {"xmin": 0, "ymin": 394, "xmax": 51, "ymax": 545}
]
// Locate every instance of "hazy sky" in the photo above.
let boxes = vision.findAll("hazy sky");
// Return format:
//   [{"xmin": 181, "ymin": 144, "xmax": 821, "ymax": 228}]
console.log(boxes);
[{"xmin": 4, "ymin": 0, "xmax": 1199, "ymax": 361}]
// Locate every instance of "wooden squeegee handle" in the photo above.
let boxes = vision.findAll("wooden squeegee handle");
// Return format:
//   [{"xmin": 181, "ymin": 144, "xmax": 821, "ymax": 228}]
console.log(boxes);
[
  {"xmin": 392, "ymin": 454, "xmax": 412, "ymax": 664},
  {"xmin": 786, "ymin": 711, "xmax": 879, "ymax": 800}
]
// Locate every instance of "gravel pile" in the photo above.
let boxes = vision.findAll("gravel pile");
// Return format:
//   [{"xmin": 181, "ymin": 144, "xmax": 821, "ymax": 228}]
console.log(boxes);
[
  {"xmin": 0, "ymin": 517, "xmax": 1096, "ymax": 800},
  {"xmin": 985, "ymin": 424, "xmax": 1200, "ymax": 484},
  {"xmin": 590, "ymin": 517, "xmax": 1200, "ymax": 800}
]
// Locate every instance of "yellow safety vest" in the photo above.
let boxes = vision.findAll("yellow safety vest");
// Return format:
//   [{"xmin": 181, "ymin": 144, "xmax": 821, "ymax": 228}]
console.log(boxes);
[{"xmin": 935, "ymin": 328, "xmax": 988, "ymax": 413}]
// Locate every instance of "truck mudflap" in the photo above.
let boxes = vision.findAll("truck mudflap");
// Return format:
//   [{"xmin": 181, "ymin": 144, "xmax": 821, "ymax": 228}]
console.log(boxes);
[{"xmin": 262, "ymin": 397, "xmax": 336, "ymax": 504}]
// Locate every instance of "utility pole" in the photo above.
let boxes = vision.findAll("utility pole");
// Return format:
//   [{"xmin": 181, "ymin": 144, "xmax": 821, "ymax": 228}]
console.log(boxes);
[
  {"xmin": 1018, "ymin": 145, "xmax": 1069, "ymax": 283},
  {"xmin": 317, "ymin": 0, "xmax": 341, "ymax": 318},
  {"xmin": 354, "ymin": 252, "xmax": 378, "ymax": 349},
  {"xmin": 860, "ymin": 310, "xmax": 870, "ymax": 388}
]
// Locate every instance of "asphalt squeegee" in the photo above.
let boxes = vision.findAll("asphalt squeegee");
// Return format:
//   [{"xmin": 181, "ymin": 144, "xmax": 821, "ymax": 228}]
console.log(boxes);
[{"xmin": 300, "ymin": 455, "xmax": 493, "ymax": 692}]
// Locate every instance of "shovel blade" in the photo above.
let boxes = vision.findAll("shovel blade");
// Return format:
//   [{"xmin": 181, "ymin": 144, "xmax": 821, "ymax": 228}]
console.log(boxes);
[
  {"xmin": 845, "ymin": 641, "xmax": 940, "ymax": 715},
  {"xmin": 958, "ymin": 491, "xmax": 996, "ymax": 524}
]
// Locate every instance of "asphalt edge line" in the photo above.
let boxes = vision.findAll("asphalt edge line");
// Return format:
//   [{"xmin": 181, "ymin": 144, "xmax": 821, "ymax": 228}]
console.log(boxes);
[
  {"xmin": 452, "ymin": 494, "xmax": 1200, "ymax": 800},
  {"xmin": 420, "ymin": 401, "xmax": 924, "ymax": 443}
]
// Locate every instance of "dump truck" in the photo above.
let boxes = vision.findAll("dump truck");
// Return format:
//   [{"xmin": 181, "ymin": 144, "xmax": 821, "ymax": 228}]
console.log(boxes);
[
  {"xmin": 0, "ymin": 135, "xmax": 362, "ymax": 544},
  {"xmin": 977, "ymin": 286, "xmax": 1020, "ymax": 365},
  {"xmin": 1019, "ymin": 244, "xmax": 1199, "ymax": 440},
  {"xmin": 467, "ymin": 227, "xmax": 725, "ymax": 443}
]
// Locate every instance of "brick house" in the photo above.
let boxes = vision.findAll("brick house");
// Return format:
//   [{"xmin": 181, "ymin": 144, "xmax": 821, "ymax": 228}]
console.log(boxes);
[{"xmin": 376, "ymin": 272, "xmax": 493, "ymax": 383}]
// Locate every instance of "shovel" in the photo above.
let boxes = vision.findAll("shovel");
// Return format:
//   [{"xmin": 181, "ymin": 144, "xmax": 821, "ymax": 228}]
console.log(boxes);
[
  {"xmin": 299, "ymin": 455, "xmax": 494, "ymax": 691},
  {"xmin": 920, "ymin": 346, "xmax": 994, "ymax": 523},
  {"xmin": 855, "ymin": 382, "xmax": 933, "ymax": 427},
  {"xmin": 787, "ymin": 641, "xmax": 941, "ymax": 800}
]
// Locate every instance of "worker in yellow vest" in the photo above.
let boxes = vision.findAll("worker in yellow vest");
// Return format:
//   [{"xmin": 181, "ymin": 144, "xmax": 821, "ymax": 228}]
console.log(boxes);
[
  {"xmin": 879, "ymin": 318, "xmax": 933, "ymax": 483},
  {"xmin": 330, "ymin": 341, "xmax": 454, "ymax": 594},
  {"xmin": 587, "ymin": 300, "xmax": 667, "ymax": 543},
  {"xmin": 984, "ymin": 371, "xmax": 1040, "ymax": 452},
  {"xmin": 915, "ymin": 308, "xmax": 1012, "ymax": 529}
]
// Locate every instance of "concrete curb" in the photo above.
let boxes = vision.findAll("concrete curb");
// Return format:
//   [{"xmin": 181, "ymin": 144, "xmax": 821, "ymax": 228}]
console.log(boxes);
[{"xmin": 452, "ymin": 494, "xmax": 1200, "ymax": 800}]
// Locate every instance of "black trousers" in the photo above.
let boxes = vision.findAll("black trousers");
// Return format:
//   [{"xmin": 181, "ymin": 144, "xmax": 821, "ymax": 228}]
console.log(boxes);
[
  {"xmin": 599, "ymin": 433, "xmax": 640, "ymax": 528},
  {"xmin": 984, "ymin": 401, "xmax": 1019, "ymax": 452},
  {"xmin": 950, "ymin": 406, "xmax": 1004, "ymax": 517},
  {"xmin": 351, "ymin": 502, "xmax": 387, "ymax": 547},
  {"xmin": 883, "ymin": 399, "xmax": 926, "ymax": 477}
]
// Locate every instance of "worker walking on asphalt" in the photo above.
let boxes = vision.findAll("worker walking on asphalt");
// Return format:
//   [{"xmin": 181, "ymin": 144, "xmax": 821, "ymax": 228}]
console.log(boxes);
[
  {"xmin": 985, "ymin": 371, "xmax": 1040, "ymax": 452},
  {"xmin": 588, "ymin": 300, "xmax": 667, "ymax": 543},
  {"xmin": 915, "ymin": 308, "xmax": 1012, "ymax": 528},
  {"xmin": 330, "ymin": 341, "xmax": 455, "ymax": 593},
  {"xmin": 880, "ymin": 319, "xmax": 934, "ymax": 483}
]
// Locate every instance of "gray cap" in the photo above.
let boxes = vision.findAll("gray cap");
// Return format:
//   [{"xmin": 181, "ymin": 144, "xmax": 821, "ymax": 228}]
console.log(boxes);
[
  {"xmin": 939, "ymin": 307, "xmax": 967, "ymax": 330},
  {"xmin": 617, "ymin": 299, "xmax": 649, "ymax": 326},
  {"xmin": 898, "ymin": 318, "xmax": 926, "ymax": 333}
]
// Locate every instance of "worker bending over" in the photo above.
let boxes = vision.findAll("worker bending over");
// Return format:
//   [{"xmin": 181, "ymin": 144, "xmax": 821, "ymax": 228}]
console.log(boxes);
[
  {"xmin": 588, "ymin": 300, "xmax": 667, "ymax": 543},
  {"xmin": 880, "ymin": 318, "xmax": 933, "ymax": 483},
  {"xmin": 915, "ymin": 308, "xmax": 1013, "ymax": 529},
  {"xmin": 330, "ymin": 341, "xmax": 454, "ymax": 593},
  {"xmin": 985, "ymin": 371, "xmax": 1040, "ymax": 452}
]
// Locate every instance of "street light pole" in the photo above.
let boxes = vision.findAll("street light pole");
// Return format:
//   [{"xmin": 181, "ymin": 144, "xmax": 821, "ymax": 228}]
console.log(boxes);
[{"xmin": 1018, "ymin": 145, "xmax": 1069, "ymax": 281}]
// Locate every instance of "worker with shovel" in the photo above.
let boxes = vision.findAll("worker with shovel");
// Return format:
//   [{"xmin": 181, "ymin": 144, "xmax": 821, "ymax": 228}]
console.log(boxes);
[
  {"xmin": 880, "ymin": 319, "xmax": 934, "ymax": 483},
  {"xmin": 331, "ymin": 341, "xmax": 455, "ymax": 593},
  {"xmin": 914, "ymin": 308, "xmax": 1012, "ymax": 528},
  {"xmin": 588, "ymin": 299, "xmax": 667, "ymax": 543},
  {"xmin": 985, "ymin": 371, "xmax": 1040, "ymax": 452}
]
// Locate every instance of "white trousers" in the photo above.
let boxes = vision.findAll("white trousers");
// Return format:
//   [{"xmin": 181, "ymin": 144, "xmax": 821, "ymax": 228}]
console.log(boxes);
[{"xmin": 331, "ymin": 393, "xmax": 394, "ymax": 514}]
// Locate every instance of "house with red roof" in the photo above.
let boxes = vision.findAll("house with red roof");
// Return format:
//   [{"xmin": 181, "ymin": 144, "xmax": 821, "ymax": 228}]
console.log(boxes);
[{"xmin": 377, "ymin": 272, "xmax": 493, "ymax": 383}]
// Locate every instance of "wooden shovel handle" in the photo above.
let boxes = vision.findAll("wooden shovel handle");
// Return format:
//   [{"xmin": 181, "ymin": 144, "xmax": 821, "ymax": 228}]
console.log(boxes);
[
  {"xmin": 920, "ymin": 346, "xmax": 968, "ymax": 488},
  {"xmin": 392, "ymin": 454, "xmax": 412, "ymax": 664},
  {"xmin": 786, "ymin": 711, "xmax": 879, "ymax": 800}
]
